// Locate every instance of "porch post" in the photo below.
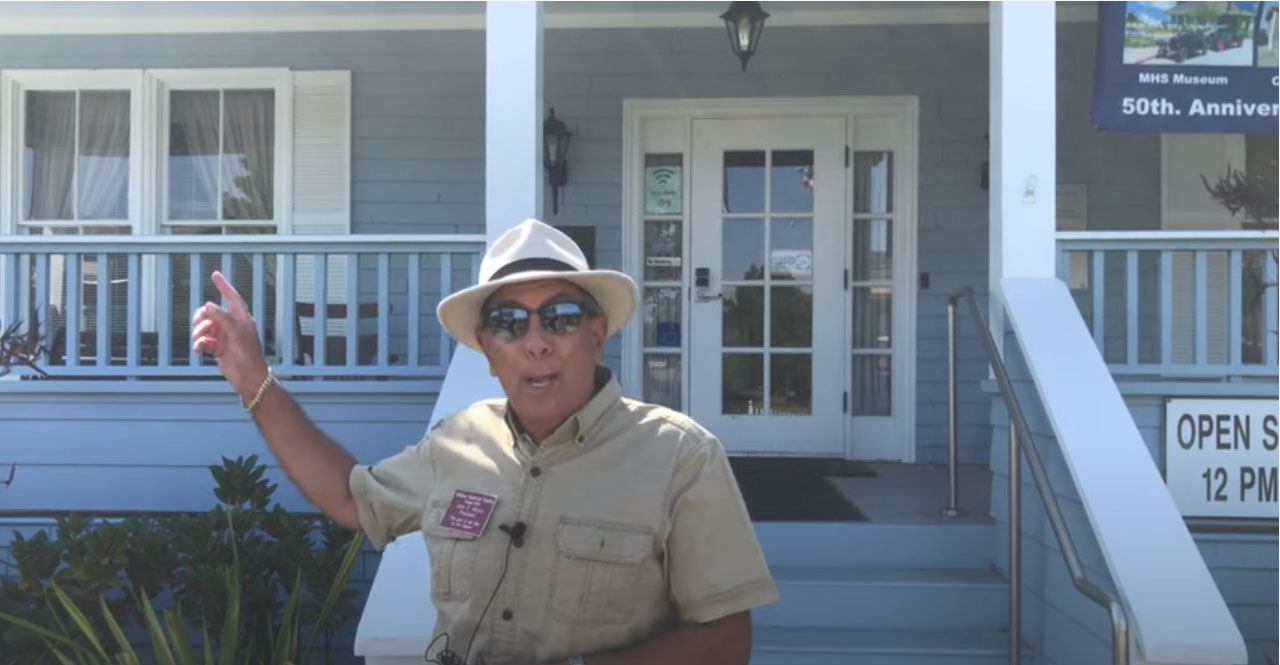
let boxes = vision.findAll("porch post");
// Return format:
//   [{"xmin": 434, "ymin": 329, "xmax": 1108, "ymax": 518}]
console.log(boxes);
[
  {"xmin": 988, "ymin": 2, "xmax": 1057, "ymax": 344},
  {"xmin": 485, "ymin": 0, "xmax": 544, "ymax": 241}
]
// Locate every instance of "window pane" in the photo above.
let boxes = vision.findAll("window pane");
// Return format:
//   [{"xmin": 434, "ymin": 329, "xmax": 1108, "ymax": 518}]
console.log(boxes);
[
  {"xmin": 852, "ymin": 218, "xmax": 893, "ymax": 282},
  {"xmin": 852, "ymin": 287, "xmax": 892, "ymax": 350},
  {"xmin": 169, "ymin": 91, "xmax": 220, "ymax": 221},
  {"xmin": 644, "ymin": 219, "xmax": 682, "ymax": 282},
  {"xmin": 644, "ymin": 353, "xmax": 682, "ymax": 410},
  {"xmin": 723, "ymin": 151, "xmax": 765, "ymax": 213},
  {"xmin": 771, "ymin": 354, "xmax": 812, "ymax": 415},
  {"xmin": 722, "ymin": 353, "xmax": 763, "ymax": 414},
  {"xmin": 644, "ymin": 153, "xmax": 682, "ymax": 215},
  {"xmin": 1244, "ymin": 134, "xmax": 1278, "ymax": 223},
  {"xmin": 770, "ymin": 150, "xmax": 814, "ymax": 213},
  {"xmin": 25, "ymin": 91, "xmax": 76, "ymax": 221},
  {"xmin": 771, "ymin": 286, "xmax": 812, "ymax": 347},
  {"xmin": 854, "ymin": 152, "xmax": 894, "ymax": 214},
  {"xmin": 643, "ymin": 286, "xmax": 682, "ymax": 347},
  {"xmin": 722, "ymin": 286, "xmax": 763, "ymax": 347},
  {"xmin": 769, "ymin": 218, "xmax": 813, "ymax": 281},
  {"xmin": 78, "ymin": 91, "xmax": 130, "ymax": 221},
  {"xmin": 851, "ymin": 354, "xmax": 891, "ymax": 415},
  {"xmin": 723, "ymin": 218, "xmax": 764, "ymax": 281},
  {"xmin": 222, "ymin": 90, "xmax": 275, "ymax": 221}
]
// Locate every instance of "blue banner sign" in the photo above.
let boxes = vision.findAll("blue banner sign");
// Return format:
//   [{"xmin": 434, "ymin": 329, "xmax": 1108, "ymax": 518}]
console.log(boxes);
[{"xmin": 1093, "ymin": 1, "xmax": 1280, "ymax": 133}]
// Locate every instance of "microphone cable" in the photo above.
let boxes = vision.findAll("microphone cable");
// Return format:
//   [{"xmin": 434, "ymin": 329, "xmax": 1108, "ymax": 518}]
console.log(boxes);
[{"xmin": 425, "ymin": 522, "xmax": 526, "ymax": 665}]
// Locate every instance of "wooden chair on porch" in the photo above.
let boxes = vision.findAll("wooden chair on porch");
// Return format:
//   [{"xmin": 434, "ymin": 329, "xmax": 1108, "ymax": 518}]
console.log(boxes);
[{"xmin": 292, "ymin": 302, "xmax": 392, "ymax": 366}]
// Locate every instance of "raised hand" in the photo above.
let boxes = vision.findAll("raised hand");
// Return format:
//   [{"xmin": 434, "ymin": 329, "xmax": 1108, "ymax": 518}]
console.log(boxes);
[{"xmin": 191, "ymin": 271, "xmax": 269, "ymax": 402}]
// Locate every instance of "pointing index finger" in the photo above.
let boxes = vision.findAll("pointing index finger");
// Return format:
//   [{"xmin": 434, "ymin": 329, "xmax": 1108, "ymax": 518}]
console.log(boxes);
[{"xmin": 211, "ymin": 271, "xmax": 247, "ymax": 317}]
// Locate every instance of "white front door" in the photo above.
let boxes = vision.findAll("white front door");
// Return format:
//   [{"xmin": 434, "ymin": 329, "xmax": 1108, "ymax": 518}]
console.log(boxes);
[{"xmin": 689, "ymin": 117, "xmax": 846, "ymax": 455}]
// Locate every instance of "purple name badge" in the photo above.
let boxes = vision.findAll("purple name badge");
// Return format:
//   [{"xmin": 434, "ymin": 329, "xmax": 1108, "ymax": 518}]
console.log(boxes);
[{"xmin": 440, "ymin": 490, "xmax": 498, "ymax": 536}]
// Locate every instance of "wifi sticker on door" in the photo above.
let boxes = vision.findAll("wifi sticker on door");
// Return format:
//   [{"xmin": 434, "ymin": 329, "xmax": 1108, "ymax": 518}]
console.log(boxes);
[{"xmin": 645, "ymin": 166, "xmax": 682, "ymax": 215}]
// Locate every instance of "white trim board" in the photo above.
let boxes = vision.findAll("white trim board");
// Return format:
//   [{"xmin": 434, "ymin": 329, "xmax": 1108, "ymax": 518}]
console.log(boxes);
[
  {"xmin": 621, "ymin": 96, "xmax": 919, "ymax": 463},
  {"xmin": 0, "ymin": 2, "xmax": 1099, "ymax": 35}
]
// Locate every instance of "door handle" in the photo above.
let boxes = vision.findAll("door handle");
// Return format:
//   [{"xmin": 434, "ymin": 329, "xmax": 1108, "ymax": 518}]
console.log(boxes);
[{"xmin": 695, "ymin": 288, "xmax": 722, "ymax": 302}]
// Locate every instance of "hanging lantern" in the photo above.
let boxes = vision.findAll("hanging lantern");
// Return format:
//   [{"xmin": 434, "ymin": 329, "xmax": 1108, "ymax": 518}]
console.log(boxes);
[
  {"xmin": 719, "ymin": 1, "xmax": 770, "ymax": 71},
  {"xmin": 543, "ymin": 108, "xmax": 572, "ymax": 215}
]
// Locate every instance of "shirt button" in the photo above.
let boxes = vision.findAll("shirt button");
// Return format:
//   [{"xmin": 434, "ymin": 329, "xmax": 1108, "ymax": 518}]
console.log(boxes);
[
  {"xmin": 530, "ymin": 466, "xmax": 542, "ymax": 478},
  {"xmin": 501, "ymin": 609, "xmax": 513, "ymax": 621},
  {"xmin": 577, "ymin": 435, "xmax": 585, "ymax": 443}
]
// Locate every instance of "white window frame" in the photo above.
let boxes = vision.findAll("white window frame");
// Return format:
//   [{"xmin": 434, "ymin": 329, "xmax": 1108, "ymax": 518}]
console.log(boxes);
[
  {"xmin": 145, "ymin": 68, "xmax": 293, "ymax": 235},
  {"xmin": 0, "ymin": 69, "xmax": 146, "ymax": 236}
]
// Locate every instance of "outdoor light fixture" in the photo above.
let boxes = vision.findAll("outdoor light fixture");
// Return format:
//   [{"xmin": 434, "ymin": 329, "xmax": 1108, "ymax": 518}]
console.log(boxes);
[
  {"xmin": 719, "ymin": 1, "xmax": 769, "ymax": 71},
  {"xmin": 543, "ymin": 108, "xmax": 572, "ymax": 215}
]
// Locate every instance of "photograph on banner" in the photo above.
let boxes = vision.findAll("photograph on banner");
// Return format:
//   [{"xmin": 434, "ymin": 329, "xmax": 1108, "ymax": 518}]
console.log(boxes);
[{"xmin": 1094, "ymin": 1, "xmax": 1280, "ymax": 132}]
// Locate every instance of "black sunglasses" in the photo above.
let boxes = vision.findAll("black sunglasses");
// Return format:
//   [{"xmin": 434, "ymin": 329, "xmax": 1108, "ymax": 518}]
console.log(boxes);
[{"xmin": 481, "ymin": 300, "xmax": 598, "ymax": 341}]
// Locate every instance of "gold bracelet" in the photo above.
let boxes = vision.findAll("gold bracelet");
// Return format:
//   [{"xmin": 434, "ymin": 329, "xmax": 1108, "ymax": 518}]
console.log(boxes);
[{"xmin": 244, "ymin": 367, "xmax": 278, "ymax": 414}]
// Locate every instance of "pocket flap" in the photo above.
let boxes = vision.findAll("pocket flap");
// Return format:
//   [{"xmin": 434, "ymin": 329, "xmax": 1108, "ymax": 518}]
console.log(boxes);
[{"xmin": 556, "ymin": 520, "xmax": 651, "ymax": 564}]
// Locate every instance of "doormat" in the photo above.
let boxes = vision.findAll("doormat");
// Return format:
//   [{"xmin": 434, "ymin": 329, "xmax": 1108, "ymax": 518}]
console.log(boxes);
[{"xmin": 728, "ymin": 457, "xmax": 874, "ymax": 522}]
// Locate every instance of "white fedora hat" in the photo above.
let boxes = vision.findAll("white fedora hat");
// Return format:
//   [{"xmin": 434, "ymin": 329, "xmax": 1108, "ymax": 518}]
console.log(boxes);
[{"xmin": 437, "ymin": 218, "xmax": 637, "ymax": 351}]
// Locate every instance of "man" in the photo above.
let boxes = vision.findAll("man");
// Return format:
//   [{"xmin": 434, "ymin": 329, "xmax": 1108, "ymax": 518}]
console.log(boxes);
[{"xmin": 192, "ymin": 219, "xmax": 777, "ymax": 665}]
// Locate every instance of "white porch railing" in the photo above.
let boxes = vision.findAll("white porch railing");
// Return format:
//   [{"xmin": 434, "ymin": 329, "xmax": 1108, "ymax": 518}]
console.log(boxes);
[
  {"xmin": 0, "ymin": 234, "xmax": 485, "ymax": 382},
  {"xmin": 1056, "ymin": 231, "xmax": 1279, "ymax": 380}
]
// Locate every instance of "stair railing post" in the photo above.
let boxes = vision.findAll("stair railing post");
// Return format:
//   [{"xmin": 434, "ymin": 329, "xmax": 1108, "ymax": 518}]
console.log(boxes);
[
  {"xmin": 943, "ymin": 294, "xmax": 963, "ymax": 517},
  {"xmin": 1010, "ymin": 419, "xmax": 1022, "ymax": 665}
]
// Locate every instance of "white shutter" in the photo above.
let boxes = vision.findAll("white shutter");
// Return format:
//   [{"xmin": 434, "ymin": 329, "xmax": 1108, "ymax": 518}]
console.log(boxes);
[
  {"xmin": 291, "ymin": 70, "xmax": 351, "ymax": 309},
  {"xmin": 1163, "ymin": 134, "xmax": 1244, "ymax": 364}
]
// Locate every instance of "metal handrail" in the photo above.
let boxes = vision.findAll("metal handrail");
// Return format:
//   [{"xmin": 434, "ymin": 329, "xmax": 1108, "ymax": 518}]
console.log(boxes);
[{"xmin": 946, "ymin": 286, "xmax": 1129, "ymax": 665}]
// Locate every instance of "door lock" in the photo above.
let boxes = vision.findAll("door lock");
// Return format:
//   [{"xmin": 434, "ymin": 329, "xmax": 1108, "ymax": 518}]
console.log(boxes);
[{"xmin": 694, "ymin": 267, "xmax": 721, "ymax": 301}]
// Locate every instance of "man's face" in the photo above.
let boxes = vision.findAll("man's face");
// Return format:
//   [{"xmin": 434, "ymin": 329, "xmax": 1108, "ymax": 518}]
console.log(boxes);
[{"xmin": 476, "ymin": 279, "xmax": 607, "ymax": 439}]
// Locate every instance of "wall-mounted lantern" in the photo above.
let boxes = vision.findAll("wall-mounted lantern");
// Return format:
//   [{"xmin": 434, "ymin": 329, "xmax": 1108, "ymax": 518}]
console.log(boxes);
[
  {"xmin": 543, "ymin": 108, "xmax": 572, "ymax": 215},
  {"xmin": 719, "ymin": 1, "xmax": 770, "ymax": 71}
]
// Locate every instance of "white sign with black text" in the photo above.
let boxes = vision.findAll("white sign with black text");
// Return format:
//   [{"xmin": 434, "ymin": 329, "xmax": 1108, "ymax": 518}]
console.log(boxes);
[{"xmin": 1165, "ymin": 398, "xmax": 1279, "ymax": 519}]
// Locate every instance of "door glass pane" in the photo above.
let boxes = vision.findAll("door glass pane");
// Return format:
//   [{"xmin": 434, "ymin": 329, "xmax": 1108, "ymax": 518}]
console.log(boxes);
[
  {"xmin": 78, "ymin": 91, "xmax": 130, "ymax": 220},
  {"xmin": 769, "ymin": 218, "xmax": 813, "ymax": 281},
  {"xmin": 772, "ymin": 286, "xmax": 813, "ymax": 347},
  {"xmin": 851, "ymin": 354, "xmax": 892, "ymax": 415},
  {"xmin": 644, "ymin": 219, "xmax": 683, "ymax": 281},
  {"xmin": 169, "ymin": 90, "xmax": 220, "ymax": 220},
  {"xmin": 852, "ymin": 287, "xmax": 892, "ymax": 349},
  {"xmin": 222, "ymin": 89, "xmax": 275, "ymax": 220},
  {"xmin": 644, "ymin": 353, "xmax": 682, "ymax": 410},
  {"xmin": 852, "ymin": 218, "xmax": 893, "ymax": 282},
  {"xmin": 854, "ymin": 152, "xmax": 894, "ymax": 214},
  {"xmin": 723, "ymin": 353, "xmax": 763, "ymax": 414},
  {"xmin": 723, "ymin": 218, "xmax": 764, "ymax": 280},
  {"xmin": 771, "ymin": 354, "xmax": 812, "ymax": 415},
  {"xmin": 643, "ymin": 286, "xmax": 682, "ymax": 347},
  {"xmin": 25, "ymin": 91, "xmax": 76, "ymax": 221},
  {"xmin": 723, "ymin": 151, "xmax": 765, "ymax": 213},
  {"xmin": 771, "ymin": 150, "xmax": 814, "ymax": 213},
  {"xmin": 722, "ymin": 286, "xmax": 763, "ymax": 347},
  {"xmin": 644, "ymin": 153, "xmax": 683, "ymax": 215}
]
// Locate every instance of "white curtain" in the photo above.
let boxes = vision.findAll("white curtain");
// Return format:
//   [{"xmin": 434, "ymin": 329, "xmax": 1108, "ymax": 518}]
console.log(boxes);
[
  {"xmin": 77, "ymin": 91, "xmax": 130, "ymax": 220},
  {"xmin": 222, "ymin": 90, "xmax": 275, "ymax": 221},
  {"xmin": 24, "ymin": 91, "xmax": 75, "ymax": 220},
  {"xmin": 168, "ymin": 90, "xmax": 221, "ymax": 220}
]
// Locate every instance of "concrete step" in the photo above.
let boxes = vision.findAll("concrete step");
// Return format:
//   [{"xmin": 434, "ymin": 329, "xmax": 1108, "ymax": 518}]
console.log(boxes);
[
  {"xmin": 755, "ymin": 522, "xmax": 994, "ymax": 569},
  {"xmin": 755, "ymin": 566, "xmax": 1009, "ymax": 631},
  {"xmin": 750, "ymin": 626, "xmax": 1031, "ymax": 665}
]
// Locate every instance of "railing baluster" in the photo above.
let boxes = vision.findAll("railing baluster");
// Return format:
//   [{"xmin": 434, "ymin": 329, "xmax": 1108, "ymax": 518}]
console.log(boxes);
[
  {"xmin": 157, "ymin": 255, "xmax": 172, "ymax": 368},
  {"xmin": 281, "ymin": 253, "xmax": 296, "ymax": 370},
  {"xmin": 346, "ymin": 254, "xmax": 358, "ymax": 368},
  {"xmin": 470, "ymin": 251, "xmax": 480, "ymax": 287},
  {"xmin": 314, "ymin": 254, "xmax": 328, "ymax": 369},
  {"xmin": 1228, "ymin": 250, "xmax": 1242, "ymax": 369},
  {"xmin": 1126, "ymin": 250, "xmax": 1138, "ymax": 366},
  {"xmin": 0, "ymin": 254, "xmax": 16, "ymax": 334},
  {"xmin": 34, "ymin": 254, "xmax": 51, "ymax": 366},
  {"xmin": 1091, "ymin": 250, "xmax": 1105, "ymax": 353},
  {"xmin": 189, "ymin": 253, "xmax": 201, "ymax": 367},
  {"xmin": 1194, "ymin": 250, "xmax": 1207, "ymax": 366},
  {"xmin": 221, "ymin": 252, "xmax": 233, "ymax": 308},
  {"xmin": 65, "ymin": 254, "xmax": 81, "ymax": 368},
  {"xmin": 96, "ymin": 253, "xmax": 109, "ymax": 367},
  {"xmin": 17, "ymin": 254, "xmax": 31, "ymax": 342},
  {"xmin": 407, "ymin": 253, "xmax": 420, "ymax": 367},
  {"xmin": 1266, "ymin": 252, "xmax": 1278, "ymax": 368},
  {"xmin": 1160, "ymin": 251, "xmax": 1173, "ymax": 367},
  {"xmin": 439, "ymin": 253, "xmax": 452, "ymax": 368},
  {"xmin": 252, "ymin": 254, "xmax": 266, "ymax": 352},
  {"xmin": 378, "ymin": 253, "xmax": 390, "ymax": 367},
  {"xmin": 126, "ymin": 255, "xmax": 140, "ymax": 371}
]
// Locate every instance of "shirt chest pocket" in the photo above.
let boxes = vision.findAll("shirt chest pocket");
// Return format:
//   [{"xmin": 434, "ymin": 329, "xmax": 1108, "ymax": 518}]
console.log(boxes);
[
  {"xmin": 422, "ymin": 521, "xmax": 480, "ymax": 601},
  {"xmin": 548, "ymin": 519, "xmax": 653, "ymax": 625}
]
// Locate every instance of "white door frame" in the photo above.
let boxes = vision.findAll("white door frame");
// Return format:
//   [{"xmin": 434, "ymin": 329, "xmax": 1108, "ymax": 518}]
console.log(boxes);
[{"xmin": 621, "ymin": 97, "xmax": 919, "ymax": 462}]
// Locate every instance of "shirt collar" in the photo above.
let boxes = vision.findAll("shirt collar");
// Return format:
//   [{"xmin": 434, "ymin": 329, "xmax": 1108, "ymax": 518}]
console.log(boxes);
[{"xmin": 505, "ymin": 366, "xmax": 621, "ymax": 449}]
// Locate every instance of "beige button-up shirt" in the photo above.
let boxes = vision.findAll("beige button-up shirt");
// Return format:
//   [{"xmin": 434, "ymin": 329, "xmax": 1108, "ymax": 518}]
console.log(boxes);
[{"xmin": 348, "ymin": 370, "xmax": 778, "ymax": 664}]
